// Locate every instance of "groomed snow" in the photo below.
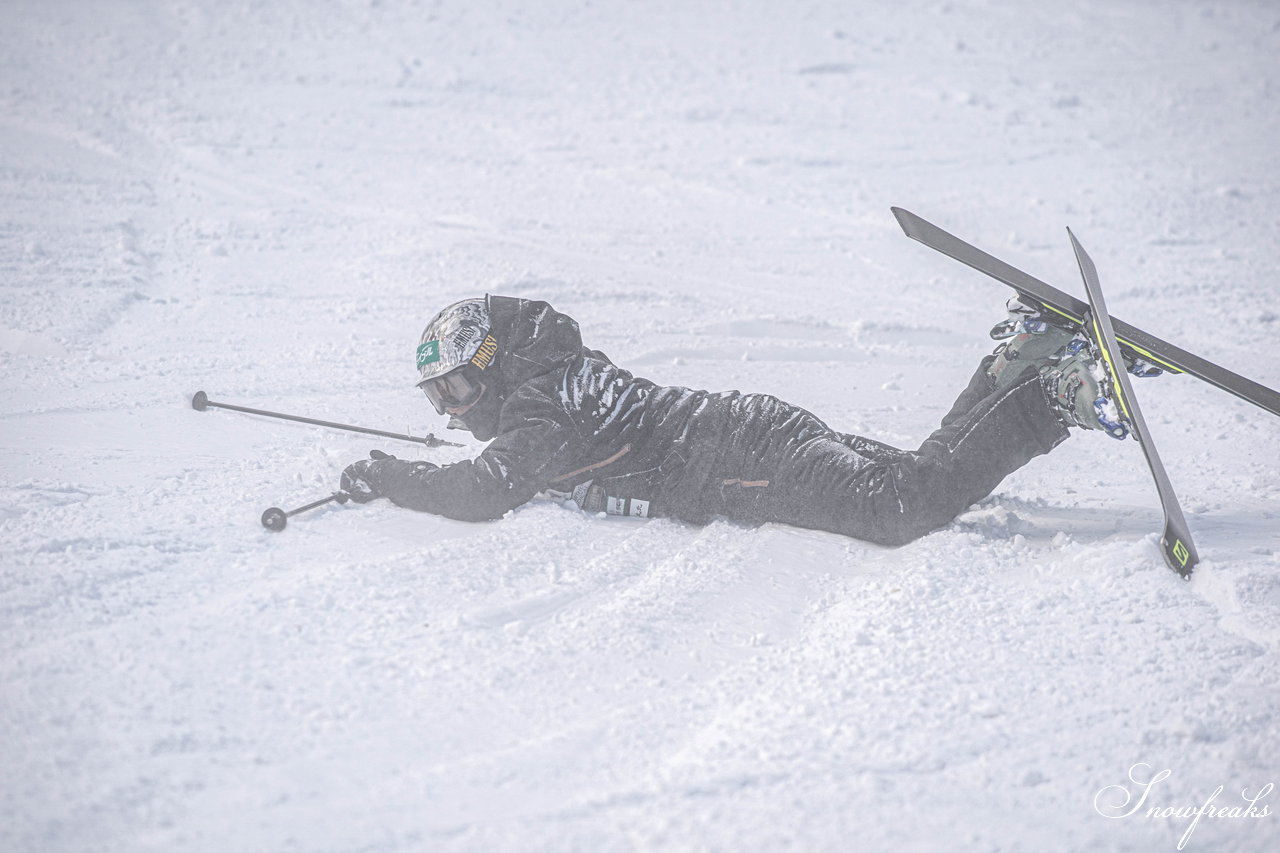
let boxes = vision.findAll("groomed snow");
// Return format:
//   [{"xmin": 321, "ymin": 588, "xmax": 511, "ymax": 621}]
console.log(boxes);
[{"xmin": 3, "ymin": 1, "xmax": 1279, "ymax": 850}]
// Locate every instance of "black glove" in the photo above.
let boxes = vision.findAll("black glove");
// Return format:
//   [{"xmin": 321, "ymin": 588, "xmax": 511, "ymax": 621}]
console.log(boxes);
[
  {"xmin": 340, "ymin": 451, "xmax": 400, "ymax": 503},
  {"xmin": 340, "ymin": 451, "xmax": 439, "ymax": 504}
]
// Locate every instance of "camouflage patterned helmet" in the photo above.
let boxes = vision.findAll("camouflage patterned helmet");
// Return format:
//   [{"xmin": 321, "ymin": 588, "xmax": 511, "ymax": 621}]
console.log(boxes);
[{"xmin": 414, "ymin": 297, "xmax": 499, "ymax": 386}]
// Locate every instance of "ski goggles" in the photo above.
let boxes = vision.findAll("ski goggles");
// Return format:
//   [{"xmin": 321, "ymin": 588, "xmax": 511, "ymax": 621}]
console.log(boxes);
[{"xmin": 419, "ymin": 368, "xmax": 485, "ymax": 415}]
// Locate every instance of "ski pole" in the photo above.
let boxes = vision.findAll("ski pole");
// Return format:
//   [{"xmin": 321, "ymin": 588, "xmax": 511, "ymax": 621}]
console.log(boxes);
[
  {"xmin": 261, "ymin": 492, "xmax": 350, "ymax": 531},
  {"xmin": 191, "ymin": 391, "xmax": 462, "ymax": 447}
]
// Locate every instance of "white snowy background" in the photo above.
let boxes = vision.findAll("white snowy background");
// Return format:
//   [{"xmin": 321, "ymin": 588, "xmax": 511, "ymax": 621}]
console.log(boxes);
[{"xmin": 3, "ymin": 0, "xmax": 1279, "ymax": 850}]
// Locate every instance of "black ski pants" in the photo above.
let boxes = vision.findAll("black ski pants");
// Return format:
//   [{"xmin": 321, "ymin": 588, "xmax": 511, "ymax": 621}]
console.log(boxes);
[{"xmin": 697, "ymin": 359, "xmax": 1070, "ymax": 546}]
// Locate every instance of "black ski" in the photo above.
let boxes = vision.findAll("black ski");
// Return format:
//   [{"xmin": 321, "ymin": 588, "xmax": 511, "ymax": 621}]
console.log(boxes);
[
  {"xmin": 1068, "ymin": 229, "xmax": 1199, "ymax": 577},
  {"xmin": 891, "ymin": 207, "xmax": 1280, "ymax": 419}
]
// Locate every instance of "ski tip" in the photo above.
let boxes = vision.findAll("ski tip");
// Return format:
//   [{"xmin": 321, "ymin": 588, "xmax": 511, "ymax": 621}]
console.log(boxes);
[
  {"xmin": 1065, "ymin": 228, "xmax": 1099, "ymax": 281},
  {"xmin": 890, "ymin": 207, "xmax": 921, "ymax": 239},
  {"xmin": 191, "ymin": 390, "xmax": 209, "ymax": 411}
]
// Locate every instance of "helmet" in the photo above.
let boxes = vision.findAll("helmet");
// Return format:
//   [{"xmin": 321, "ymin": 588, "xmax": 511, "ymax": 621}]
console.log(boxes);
[{"xmin": 414, "ymin": 297, "xmax": 501, "ymax": 415}]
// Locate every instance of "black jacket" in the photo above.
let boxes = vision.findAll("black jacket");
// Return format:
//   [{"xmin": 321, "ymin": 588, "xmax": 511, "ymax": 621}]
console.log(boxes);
[{"xmin": 378, "ymin": 296, "xmax": 734, "ymax": 522}]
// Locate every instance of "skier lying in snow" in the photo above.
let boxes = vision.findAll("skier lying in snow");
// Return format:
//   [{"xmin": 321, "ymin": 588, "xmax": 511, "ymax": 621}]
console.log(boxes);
[{"xmin": 340, "ymin": 295, "xmax": 1124, "ymax": 546}]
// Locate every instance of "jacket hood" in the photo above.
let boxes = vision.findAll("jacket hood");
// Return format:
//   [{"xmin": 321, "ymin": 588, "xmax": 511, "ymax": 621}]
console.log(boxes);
[{"xmin": 485, "ymin": 295, "xmax": 584, "ymax": 390}]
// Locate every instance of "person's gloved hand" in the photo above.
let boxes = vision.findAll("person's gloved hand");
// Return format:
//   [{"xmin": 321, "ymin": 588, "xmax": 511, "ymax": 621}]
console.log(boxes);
[
  {"xmin": 341, "ymin": 450, "xmax": 401, "ymax": 503},
  {"xmin": 340, "ymin": 451, "xmax": 439, "ymax": 503}
]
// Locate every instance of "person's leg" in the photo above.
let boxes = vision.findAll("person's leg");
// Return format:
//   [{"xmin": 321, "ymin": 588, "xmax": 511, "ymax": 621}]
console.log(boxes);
[
  {"xmin": 740, "ymin": 362, "xmax": 1069, "ymax": 546},
  {"xmin": 836, "ymin": 352, "xmax": 1000, "ymax": 460},
  {"xmin": 942, "ymin": 354, "xmax": 1002, "ymax": 427}
]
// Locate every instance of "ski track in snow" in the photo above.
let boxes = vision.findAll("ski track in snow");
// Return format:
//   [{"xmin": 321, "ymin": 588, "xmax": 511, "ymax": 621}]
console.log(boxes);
[{"xmin": 2, "ymin": 1, "xmax": 1279, "ymax": 851}]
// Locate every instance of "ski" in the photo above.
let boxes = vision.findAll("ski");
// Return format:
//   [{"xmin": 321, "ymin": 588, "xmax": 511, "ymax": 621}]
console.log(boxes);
[
  {"xmin": 1068, "ymin": 229, "xmax": 1199, "ymax": 577},
  {"xmin": 891, "ymin": 207, "xmax": 1280, "ymax": 419}
]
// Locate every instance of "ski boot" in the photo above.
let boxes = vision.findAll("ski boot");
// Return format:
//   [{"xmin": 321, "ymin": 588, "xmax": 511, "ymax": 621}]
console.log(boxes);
[
  {"xmin": 1038, "ymin": 338, "xmax": 1131, "ymax": 439},
  {"xmin": 986, "ymin": 297, "xmax": 1162, "ymax": 439},
  {"xmin": 987, "ymin": 296, "xmax": 1165, "ymax": 380},
  {"xmin": 986, "ymin": 297, "xmax": 1076, "ymax": 391}
]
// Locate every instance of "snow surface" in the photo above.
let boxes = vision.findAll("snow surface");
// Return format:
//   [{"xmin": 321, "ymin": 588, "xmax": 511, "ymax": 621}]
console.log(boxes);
[{"xmin": 3, "ymin": 1, "xmax": 1280, "ymax": 850}]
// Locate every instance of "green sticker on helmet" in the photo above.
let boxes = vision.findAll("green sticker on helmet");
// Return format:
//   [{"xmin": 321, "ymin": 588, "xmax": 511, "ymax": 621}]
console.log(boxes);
[{"xmin": 416, "ymin": 340, "xmax": 440, "ymax": 369}]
